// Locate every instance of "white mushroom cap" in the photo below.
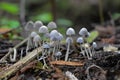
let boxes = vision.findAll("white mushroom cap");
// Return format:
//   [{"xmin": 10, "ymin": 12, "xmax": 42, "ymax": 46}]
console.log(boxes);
[
  {"xmin": 47, "ymin": 21, "xmax": 57, "ymax": 29},
  {"xmin": 33, "ymin": 35, "xmax": 41, "ymax": 42},
  {"xmin": 79, "ymin": 27, "xmax": 88, "ymax": 37},
  {"xmin": 39, "ymin": 26, "xmax": 48, "ymax": 34},
  {"xmin": 54, "ymin": 51, "xmax": 62, "ymax": 57},
  {"xmin": 25, "ymin": 21, "xmax": 34, "ymax": 31},
  {"xmin": 34, "ymin": 21, "xmax": 43, "ymax": 31},
  {"xmin": 66, "ymin": 28, "xmax": 75, "ymax": 36},
  {"xmin": 50, "ymin": 30, "xmax": 59, "ymax": 41},
  {"xmin": 92, "ymin": 42, "xmax": 97, "ymax": 48},
  {"xmin": 66, "ymin": 37, "xmax": 73, "ymax": 44},
  {"xmin": 76, "ymin": 37, "xmax": 84, "ymax": 44},
  {"xmin": 30, "ymin": 31, "xmax": 38, "ymax": 38},
  {"xmin": 57, "ymin": 33, "xmax": 63, "ymax": 41}
]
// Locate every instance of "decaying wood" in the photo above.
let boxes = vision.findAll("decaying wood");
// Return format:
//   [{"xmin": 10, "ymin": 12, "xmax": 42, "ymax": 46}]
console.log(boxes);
[
  {"xmin": 0, "ymin": 47, "xmax": 42, "ymax": 79},
  {"xmin": 50, "ymin": 60, "xmax": 84, "ymax": 66},
  {"xmin": 0, "ymin": 38, "xmax": 28, "ymax": 62}
]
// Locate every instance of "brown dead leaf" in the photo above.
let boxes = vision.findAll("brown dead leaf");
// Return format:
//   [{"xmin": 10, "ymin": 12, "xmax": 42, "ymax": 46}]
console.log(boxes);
[
  {"xmin": 50, "ymin": 60, "xmax": 84, "ymax": 66},
  {"xmin": 0, "ymin": 28, "xmax": 11, "ymax": 34}
]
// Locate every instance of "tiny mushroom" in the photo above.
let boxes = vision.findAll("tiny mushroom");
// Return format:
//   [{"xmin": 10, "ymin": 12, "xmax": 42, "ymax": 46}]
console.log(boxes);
[
  {"xmin": 65, "ymin": 27, "xmax": 75, "ymax": 61},
  {"xmin": 65, "ymin": 37, "xmax": 73, "ymax": 61},
  {"xmin": 34, "ymin": 20, "xmax": 43, "ymax": 32},
  {"xmin": 26, "ymin": 31, "xmax": 37, "ymax": 54},
  {"xmin": 76, "ymin": 37, "xmax": 85, "ymax": 57},
  {"xmin": 25, "ymin": 21, "xmax": 34, "ymax": 32},
  {"xmin": 54, "ymin": 51, "xmax": 62, "ymax": 61},
  {"xmin": 66, "ymin": 28, "xmax": 75, "ymax": 36},
  {"xmin": 33, "ymin": 35, "xmax": 41, "ymax": 47},
  {"xmin": 92, "ymin": 42, "xmax": 97, "ymax": 55},
  {"xmin": 79, "ymin": 27, "xmax": 88, "ymax": 37},
  {"xmin": 47, "ymin": 21, "xmax": 57, "ymax": 29}
]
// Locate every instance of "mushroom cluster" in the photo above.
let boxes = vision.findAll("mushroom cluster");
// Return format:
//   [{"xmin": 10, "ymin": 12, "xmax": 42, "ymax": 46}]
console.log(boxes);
[{"xmin": 9, "ymin": 21, "xmax": 98, "ymax": 67}]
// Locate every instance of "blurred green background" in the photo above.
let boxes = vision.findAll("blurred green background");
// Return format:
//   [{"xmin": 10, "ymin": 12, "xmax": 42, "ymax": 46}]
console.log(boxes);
[{"xmin": 0, "ymin": 0, "xmax": 120, "ymax": 32}]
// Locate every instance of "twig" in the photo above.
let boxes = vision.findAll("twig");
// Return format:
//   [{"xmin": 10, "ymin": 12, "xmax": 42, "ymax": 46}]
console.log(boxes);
[
  {"xmin": 0, "ymin": 38, "xmax": 28, "ymax": 62},
  {"xmin": 0, "ymin": 47, "xmax": 42, "ymax": 79}
]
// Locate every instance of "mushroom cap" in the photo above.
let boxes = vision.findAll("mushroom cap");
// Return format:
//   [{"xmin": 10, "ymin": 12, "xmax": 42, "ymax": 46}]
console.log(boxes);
[
  {"xmin": 66, "ymin": 28, "xmax": 75, "ymax": 36},
  {"xmin": 50, "ymin": 30, "xmax": 59, "ymax": 41},
  {"xmin": 57, "ymin": 33, "xmax": 63, "ymax": 41},
  {"xmin": 79, "ymin": 27, "xmax": 88, "ymax": 37},
  {"xmin": 76, "ymin": 37, "xmax": 84, "ymax": 44},
  {"xmin": 43, "ymin": 43, "xmax": 50, "ymax": 49},
  {"xmin": 54, "ymin": 51, "xmax": 62, "ymax": 57},
  {"xmin": 39, "ymin": 26, "xmax": 48, "ymax": 34},
  {"xmin": 30, "ymin": 31, "xmax": 38, "ymax": 38},
  {"xmin": 47, "ymin": 21, "xmax": 57, "ymax": 29},
  {"xmin": 66, "ymin": 37, "xmax": 73, "ymax": 44},
  {"xmin": 34, "ymin": 21, "xmax": 43, "ymax": 31},
  {"xmin": 92, "ymin": 42, "xmax": 97, "ymax": 48},
  {"xmin": 33, "ymin": 35, "xmax": 41, "ymax": 42},
  {"xmin": 25, "ymin": 21, "xmax": 34, "ymax": 31}
]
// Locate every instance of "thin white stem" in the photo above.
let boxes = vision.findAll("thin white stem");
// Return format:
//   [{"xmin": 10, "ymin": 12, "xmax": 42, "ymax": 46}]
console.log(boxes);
[
  {"xmin": 65, "ymin": 42, "xmax": 70, "ymax": 61},
  {"xmin": 83, "ymin": 42, "xmax": 90, "ymax": 59},
  {"xmin": 80, "ymin": 45, "xmax": 85, "ymax": 57},
  {"xmin": 10, "ymin": 48, "xmax": 17, "ymax": 62},
  {"xmin": 20, "ymin": 48, "xmax": 24, "ymax": 59}
]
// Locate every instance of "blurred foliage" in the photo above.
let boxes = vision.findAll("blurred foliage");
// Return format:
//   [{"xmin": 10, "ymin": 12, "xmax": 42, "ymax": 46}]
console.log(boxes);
[
  {"xmin": 30, "ymin": 12, "xmax": 53, "ymax": 23},
  {"xmin": 0, "ymin": 18, "xmax": 20, "ymax": 29},
  {"xmin": 112, "ymin": 13, "xmax": 120, "ymax": 20},
  {"xmin": 86, "ymin": 31, "xmax": 99, "ymax": 43},
  {"xmin": 0, "ymin": 2, "xmax": 19, "ymax": 15}
]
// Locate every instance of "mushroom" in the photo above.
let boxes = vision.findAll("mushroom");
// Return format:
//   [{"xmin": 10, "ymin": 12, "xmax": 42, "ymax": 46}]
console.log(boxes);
[
  {"xmin": 26, "ymin": 31, "xmax": 37, "ymax": 54},
  {"xmin": 39, "ymin": 25, "xmax": 48, "ymax": 43},
  {"xmin": 79, "ymin": 27, "xmax": 92, "ymax": 59},
  {"xmin": 25, "ymin": 21, "xmax": 34, "ymax": 32},
  {"xmin": 33, "ymin": 34, "xmax": 41, "ymax": 60},
  {"xmin": 92, "ymin": 42, "xmax": 97, "ymax": 56},
  {"xmin": 76, "ymin": 37, "xmax": 85, "ymax": 57},
  {"xmin": 47, "ymin": 21, "xmax": 57, "ymax": 29},
  {"xmin": 65, "ymin": 28, "xmax": 75, "ymax": 61},
  {"xmin": 54, "ymin": 51, "xmax": 62, "ymax": 61},
  {"xmin": 49, "ymin": 30, "xmax": 60, "ymax": 60},
  {"xmin": 34, "ymin": 20, "xmax": 43, "ymax": 32},
  {"xmin": 41, "ymin": 43, "xmax": 50, "ymax": 69},
  {"xmin": 65, "ymin": 37, "xmax": 73, "ymax": 61}
]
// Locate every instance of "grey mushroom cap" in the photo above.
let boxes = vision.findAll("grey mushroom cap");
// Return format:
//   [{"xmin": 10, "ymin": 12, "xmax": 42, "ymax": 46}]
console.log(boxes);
[
  {"xmin": 47, "ymin": 21, "xmax": 57, "ymax": 29},
  {"xmin": 66, "ymin": 28, "xmax": 75, "ymax": 36},
  {"xmin": 66, "ymin": 37, "xmax": 73, "ymax": 44},
  {"xmin": 39, "ymin": 26, "xmax": 48, "ymax": 34},
  {"xmin": 79, "ymin": 27, "xmax": 88, "ymax": 37},
  {"xmin": 43, "ymin": 43, "xmax": 50, "ymax": 49},
  {"xmin": 33, "ymin": 35, "xmax": 41, "ymax": 42},
  {"xmin": 50, "ymin": 30, "xmax": 59, "ymax": 41},
  {"xmin": 92, "ymin": 42, "xmax": 97, "ymax": 48},
  {"xmin": 25, "ymin": 21, "xmax": 34, "ymax": 31},
  {"xmin": 57, "ymin": 33, "xmax": 63, "ymax": 41},
  {"xmin": 30, "ymin": 31, "xmax": 38, "ymax": 38},
  {"xmin": 34, "ymin": 21, "xmax": 43, "ymax": 31},
  {"xmin": 54, "ymin": 51, "xmax": 62, "ymax": 57},
  {"xmin": 76, "ymin": 37, "xmax": 84, "ymax": 44}
]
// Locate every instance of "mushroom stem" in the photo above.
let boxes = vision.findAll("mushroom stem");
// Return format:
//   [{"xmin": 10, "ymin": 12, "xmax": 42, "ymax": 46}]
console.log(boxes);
[
  {"xmin": 65, "ymin": 42, "xmax": 70, "ymax": 61},
  {"xmin": 20, "ymin": 48, "xmax": 24, "ymax": 59},
  {"xmin": 80, "ymin": 45, "xmax": 85, "ymax": 57},
  {"xmin": 83, "ymin": 42, "xmax": 90, "ymax": 59},
  {"xmin": 10, "ymin": 48, "xmax": 17, "ymax": 62}
]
